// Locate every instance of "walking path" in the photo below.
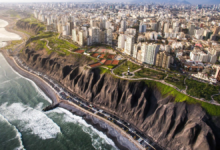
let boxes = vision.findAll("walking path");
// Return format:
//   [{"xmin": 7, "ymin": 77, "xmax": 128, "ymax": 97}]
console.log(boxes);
[{"xmin": 111, "ymin": 66, "xmax": 220, "ymax": 106}]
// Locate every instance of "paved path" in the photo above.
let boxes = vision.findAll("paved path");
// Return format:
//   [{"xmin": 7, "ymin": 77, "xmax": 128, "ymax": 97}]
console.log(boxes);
[{"xmin": 111, "ymin": 67, "xmax": 220, "ymax": 106}]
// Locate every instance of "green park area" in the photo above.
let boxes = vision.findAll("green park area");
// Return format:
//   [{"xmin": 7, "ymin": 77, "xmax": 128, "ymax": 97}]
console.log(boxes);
[
  {"xmin": 20, "ymin": 16, "xmax": 46, "ymax": 34},
  {"xmin": 113, "ymin": 61, "xmax": 140, "ymax": 76},
  {"xmin": 165, "ymin": 74, "xmax": 186, "ymax": 90},
  {"xmin": 213, "ymin": 95, "xmax": 220, "ymax": 104},
  {"xmin": 144, "ymin": 80, "xmax": 220, "ymax": 116},
  {"xmin": 98, "ymin": 67, "xmax": 110, "ymax": 74},
  {"xmin": 135, "ymin": 68, "xmax": 166, "ymax": 80},
  {"xmin": 27, "ymin": 29, "xmax": 78, "ymax": 56},
  {"xmin": 5, "ymin": 40, "xmax": 23, "ymax": 50},
  {"xmin": 186, "ymin": 79, "xmax": 220, "ymax": 101}
]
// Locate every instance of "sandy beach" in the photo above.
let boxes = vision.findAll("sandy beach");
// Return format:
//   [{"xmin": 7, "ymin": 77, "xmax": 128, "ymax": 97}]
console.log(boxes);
[{"xmin": 0, "ymin": 17, "xmax": 145, "ymax": 150}]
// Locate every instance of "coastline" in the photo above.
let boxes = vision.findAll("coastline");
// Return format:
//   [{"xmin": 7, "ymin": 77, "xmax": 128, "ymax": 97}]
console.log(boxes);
[{"xmin": 0, "ymin": 18, "xmax": 144, "ymax": 150}]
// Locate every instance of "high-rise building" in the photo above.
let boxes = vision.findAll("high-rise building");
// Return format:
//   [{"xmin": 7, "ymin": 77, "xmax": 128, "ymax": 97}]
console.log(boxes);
[
  {"xmin": 121, "ymin": 20, "xmax": 127, "ymax": 32},
  {"xmin": 78, "ymin": 30, "xmax": 84, "ymax": 46},
  {"xmin": 156, "ymin": 52, "xmax": 171, "ymax": 69},
  {"xmin": 144, "ymin": 44, "xmax": 160, "ymax": 65},
  {"xmin": 213, "ymin": 26, "xmax": 220, "ymax": 35},
  {"xmin": 164, "ymin": 22, "xmax": 169, "ymax": 33},
  {"xmin": 151, "ymin": 23, "xmax": 157, "ymax": 31},
  {"xmin": 118, "ymin": 34, "xmax": 126, "ymax": 49},
  {"xmin": 139, "ymin": 21, "xmax": 146, "ymax": 33},
  {"xmin": 188, "ymin": 24, "xmax": 195, "ymax": 35},
  {"xmin": 107, "ymin": 28, "xmax": 113, "ymax": 45},
  {"xmin": 124, "ymin": 35, "xmax": 134, "ymax": 56},
  {"xmin": 89, "ymin": 27, "xmax": 100, "ymax": 44}
]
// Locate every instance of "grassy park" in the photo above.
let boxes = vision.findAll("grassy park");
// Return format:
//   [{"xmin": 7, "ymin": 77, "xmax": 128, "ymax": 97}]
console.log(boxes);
[
  {"xmin": 144, "ymin": 80, "xmax": 220, "ymax": 116},
  {"xmin": 135, "ymin": 68, "xmax": 166, "ymax": 80},
  {"xmin": 186, "ymin": 79, "xmax": 220, "ymax": 100},
  {"xmin": 113, "ymin": 61, "xmax": 140, "ymax": 76},
  {"xmin": 165, "ymin": 74, "xmax": 186, "ymax": 90}
]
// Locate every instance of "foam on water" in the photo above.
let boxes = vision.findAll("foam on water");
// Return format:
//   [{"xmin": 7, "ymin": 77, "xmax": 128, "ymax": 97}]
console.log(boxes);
[
  {"xmin": 48, "ymin": 108, "xmax": 118, "ymax": 150},
  {"xmin": 0, "ymin": 114, "xmax": 25, "ymax": 150},
  {"xmin": 0, "ymin": 54, "xmax": 52, "ymax": 104},
  {"xmin": 0, "ymin": 103, "xmax": 61, "ymax": 140}
]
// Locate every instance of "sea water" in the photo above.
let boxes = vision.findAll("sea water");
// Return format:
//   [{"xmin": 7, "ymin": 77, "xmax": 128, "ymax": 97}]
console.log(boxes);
[{"xmin": 0, "ymin": 19, "xmax": 117, "ymax": 150}]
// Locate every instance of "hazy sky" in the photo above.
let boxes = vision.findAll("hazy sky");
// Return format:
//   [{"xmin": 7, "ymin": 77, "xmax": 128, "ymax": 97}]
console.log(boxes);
[{"xmin": 0, "ymin": 0, "xmax": 219, "ymax": 4}]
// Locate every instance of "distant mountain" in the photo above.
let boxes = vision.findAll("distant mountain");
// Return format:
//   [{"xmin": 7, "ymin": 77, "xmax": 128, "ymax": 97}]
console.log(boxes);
[
  {"xmin": 179, "ymin": 0, "xmax": 191, "ymax": 4},
  {"xmin": 131, "ymin": 0, "xmax": 191, "ymax": 4}
]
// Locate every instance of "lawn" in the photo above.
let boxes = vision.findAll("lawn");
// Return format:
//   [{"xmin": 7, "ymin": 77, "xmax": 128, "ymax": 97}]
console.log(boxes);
[
  {"xmin": 143, "ymin": 80, "xmax": 220, "ymax": 116},
  {"xmin": 213, "ymin": 95, "xmax": 220, "ymax": 104},
  {"xmin": 135, "ymin": 68, "xmax": 166, "ymax": 80},
  {"xmin": 48, "ymin": 38, "xmax": 78, "ymax": 51},
  {"xmin": 27, "ymin": 31, "xmax": 78, "ymax": 55},
  {"xmin": 20, "ymin": 16, "xmax": 46, "ymax": 34},
  {"xmin": 186, "ymin": 79, "xmax": 220, "ymax": 100},
  {"xmin": 4, "ymin": 40, "xmax": 23, "ymax": 50},
  {"xmin": 113, "ymin": 61, "xmax": 140, "ymax": 76},
  {"xmin": 105, "ymin": 65, "xmax": 115, "ymax": 69},
  {"xmin": 165, "ymin": 74, "xmax": 186, "ymax": 90},
  {"xmin": 98, "ymin": 67, "xmax": 110, "ymax": 74}
]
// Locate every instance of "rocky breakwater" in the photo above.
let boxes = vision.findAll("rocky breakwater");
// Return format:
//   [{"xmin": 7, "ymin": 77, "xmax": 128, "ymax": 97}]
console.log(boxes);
[{"xmin": 21, "ymin": 48, "xmax": 220, "ymax": 150}]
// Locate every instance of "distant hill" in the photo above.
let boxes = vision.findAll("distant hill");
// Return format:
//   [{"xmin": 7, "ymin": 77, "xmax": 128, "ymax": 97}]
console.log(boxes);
[{"xmin": 179, "ymin": 0, "xmax": 191, "ymax": 4}]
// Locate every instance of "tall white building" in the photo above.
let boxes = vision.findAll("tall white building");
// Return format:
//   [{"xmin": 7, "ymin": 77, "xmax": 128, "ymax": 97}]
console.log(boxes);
[
  {"xmin": 106, "ymin": 28, "xmax": 113, "ymax": 45},
  {"xmin": 124, "ymin": 35, "xmax": 134, "ymax": 56},
  {"xmin": 142, "ymin": 44, "xmax": 160, "ymax": 65},
  {"xmin": 164, "ymin": 22, "xmax": 169, "ymax": 33},
  {"xmin": 190, "ymin": 50, "xmax": 208, "ymax": 62},
  {"xmin": 118, "ymin": 34, "xmax": 126, "ymax": 49},
  {"xmin": 89, "ymin": 27, "xmax": 100, "ymax": 44}
]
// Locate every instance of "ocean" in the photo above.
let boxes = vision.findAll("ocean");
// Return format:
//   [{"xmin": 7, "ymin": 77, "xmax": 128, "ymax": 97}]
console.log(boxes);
[{"xmin": 0, "ymin": 19, "xmax": 118, "ymax": 150}]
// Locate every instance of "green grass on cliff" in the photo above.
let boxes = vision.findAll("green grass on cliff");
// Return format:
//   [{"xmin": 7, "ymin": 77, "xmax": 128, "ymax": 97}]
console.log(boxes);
[
  {"xmin": 20, "ymin": 16, "xmax": 45, "ymax": 34},
  {"xmin": 114, "ymin": 61, "xmax": 140, "ymax": 76},
  {"xmin": 134, "ymin": 68, "xmax": 166, "ymax": 80},
  {"xmin": 186, "ymin": 79, "xmax": 220, "ymax": 101},
  {"xmin": 143, "ymin": 80, "xmax": 220, "ymax": 116},
  {"xmin": 213, "ymin": 95, "xmax": 220, "ymax": 104},
  {"xmin": 98, "ymin": 67, "xmax": 110, "ymax": 74},
  {"xmin": 165, "ymin": 74, "xmax": 186, "ymax": 90},
  {"xmin": 48, "ymin": 38, "xmax": 78, "ymax": 51}
]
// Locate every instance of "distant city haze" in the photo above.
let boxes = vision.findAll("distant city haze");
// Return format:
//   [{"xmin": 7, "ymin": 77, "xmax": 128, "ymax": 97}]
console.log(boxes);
[{"xmin": 0, "ymin": 0, "xmax": 219, "ymax": 5}]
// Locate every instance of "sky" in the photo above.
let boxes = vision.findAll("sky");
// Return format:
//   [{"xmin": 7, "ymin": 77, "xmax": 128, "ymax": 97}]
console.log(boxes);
[{"xmin": 0, "ymin": 0, "xmax": 219, "ymax": 4}]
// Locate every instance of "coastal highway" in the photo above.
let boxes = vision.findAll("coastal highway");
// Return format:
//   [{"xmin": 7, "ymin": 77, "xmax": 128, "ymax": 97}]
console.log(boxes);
[{"xmin": 12, "ymin": 54, "xmax": 161, "ymax": 150}]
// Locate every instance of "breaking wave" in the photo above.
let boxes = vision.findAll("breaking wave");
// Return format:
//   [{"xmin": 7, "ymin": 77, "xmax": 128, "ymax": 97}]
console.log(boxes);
[
  {"xmin": 48, "ymin": 108, "xmax": 118, "ymax": 150},
  {"xmin": 0, "ymin": 103, "xmax": 61, "ymax": 140},
  {"xmin": 0, "ymin": 114, "xmax": 25, "ymax": 150}
]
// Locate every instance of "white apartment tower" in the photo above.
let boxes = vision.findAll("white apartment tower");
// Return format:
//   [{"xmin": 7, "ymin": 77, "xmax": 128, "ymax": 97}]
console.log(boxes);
[
  {"xmin": 141, "ymin": 43, "xmax": 160, "ymax": 65},
  {"xmin": 118, "ymin": 34, "xmax": 126, "ymax": 49},
  {"xmin": 124, "ymin": 35, "xmax": 134, "ymax": 56},
  {"xmin": 89, "ymin": 27, "xmax": 100, "ymax": 44},
  {"xmin": 107, "ymin": 28, "xmax": 113, "ymax": 45}
]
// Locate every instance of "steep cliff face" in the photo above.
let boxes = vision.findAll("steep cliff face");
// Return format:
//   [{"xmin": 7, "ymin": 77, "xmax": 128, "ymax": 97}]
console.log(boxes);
[
  {"xmin": 21, "ymin": 49, "xmax": 220, "ymax": 150},
  {"xmin": 16, "ymin": 20, "xmax": 44, "ymax": 35}
]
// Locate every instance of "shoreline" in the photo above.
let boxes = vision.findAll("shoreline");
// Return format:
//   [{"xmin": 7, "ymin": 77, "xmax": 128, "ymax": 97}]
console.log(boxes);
[
  {"xmin": 0, "ymin": 18, "xmax": 144, "ymax": 150},
  {"xmin": 0, "ymin": 49, "xmax": 142, "ymax": 150}
]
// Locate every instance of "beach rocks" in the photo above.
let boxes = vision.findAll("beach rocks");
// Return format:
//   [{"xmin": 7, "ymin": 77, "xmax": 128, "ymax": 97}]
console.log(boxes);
[{"xmin": 21, "ymin": 49, "xmax": 220, "ymax": 150}]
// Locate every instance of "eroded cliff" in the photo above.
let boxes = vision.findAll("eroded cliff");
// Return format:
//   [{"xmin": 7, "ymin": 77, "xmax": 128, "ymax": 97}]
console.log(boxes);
[
  {"xmin": 16, "ymin": 19, "xmax": 44, "ymax": 35},
  {"xmin": 21, "ymin": 49, "xmax": 220, "ymax": 150}
]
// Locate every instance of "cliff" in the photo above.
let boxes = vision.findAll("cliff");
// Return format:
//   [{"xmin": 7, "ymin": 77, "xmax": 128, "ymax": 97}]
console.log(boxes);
[
  {"xmin": 16, "ymin": 19, "xmax": 45, "ymax": 35},
  {"xmin": 21, "ymin": 49, "xmax": 220, "ymax": 150}
]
